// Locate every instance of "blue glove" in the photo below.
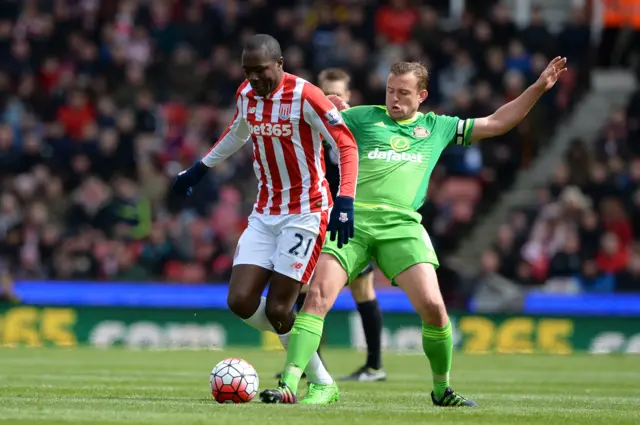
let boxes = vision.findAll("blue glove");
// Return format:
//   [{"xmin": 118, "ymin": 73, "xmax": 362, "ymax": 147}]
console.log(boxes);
[
  {"xmin": 328, "ymin": 196, "xmax": 354, "ymax": 249},
  {"xmin": 172, "ymin": 161, "xmax": 209, "ymax": 197}
]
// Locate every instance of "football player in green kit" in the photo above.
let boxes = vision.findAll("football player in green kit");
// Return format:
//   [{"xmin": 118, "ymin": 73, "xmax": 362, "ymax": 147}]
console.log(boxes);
[
  {"xmin": 274, "ymin": 68, "xmax": 387, "ymax": 383},
  {"xmin": 261, "ymin": 57, "xmax": 567, "ymax": 406}
]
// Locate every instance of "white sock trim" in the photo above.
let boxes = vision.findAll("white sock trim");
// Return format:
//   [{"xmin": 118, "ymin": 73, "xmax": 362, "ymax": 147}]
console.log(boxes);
[{"xmin": 241, "ymin": 296, "xmax": 273, "ymax": 332}]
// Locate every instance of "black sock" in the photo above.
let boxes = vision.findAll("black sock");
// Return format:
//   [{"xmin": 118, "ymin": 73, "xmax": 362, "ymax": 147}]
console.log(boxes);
[
  {"xmin": 357, "ymin": 299, "xmax": 382, "ymax": 370},
  {"xmin": 295, "ymin": 292, "xmax": 323, "ymax": 360},
  {"xmin": 295, "ymin": 292, "xmax": 306, "ymax": 311}
]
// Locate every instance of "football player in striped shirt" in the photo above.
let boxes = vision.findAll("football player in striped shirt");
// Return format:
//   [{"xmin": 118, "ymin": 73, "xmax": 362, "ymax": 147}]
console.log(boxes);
[{"xmin": 172, "ymin": 35, "xmax": 359, "ymax": 397}]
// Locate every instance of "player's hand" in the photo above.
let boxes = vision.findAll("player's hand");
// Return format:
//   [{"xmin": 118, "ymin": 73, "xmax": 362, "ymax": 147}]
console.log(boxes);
[
  {"xmin": 535, "ymin": 56, "xmax": 567, "ymax": 92},
  {"xmin": 328, "ymin": 196, "xmax": 354, "ymax": 249},
  {"xmin": 171, "ymin": 161, "xmax": 209, "ymax": 197},
  {"xmin": 327, "ymin": 94, "xmax": 350, "ymax": 111}
]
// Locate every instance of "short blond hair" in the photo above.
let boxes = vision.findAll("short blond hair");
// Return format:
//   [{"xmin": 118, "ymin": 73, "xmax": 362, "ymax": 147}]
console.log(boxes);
[
  {"xmin": 389, "ymin": 62, "xmax": 429, "ymax": 90},
  {"xmin": 318, "ymin": 68, "xmax": 351, "ymax": 87}
]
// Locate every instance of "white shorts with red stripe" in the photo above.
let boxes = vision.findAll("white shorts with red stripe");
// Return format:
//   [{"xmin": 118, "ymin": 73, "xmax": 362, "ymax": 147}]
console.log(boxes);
[{"xmin": 233, "ymin": 210, "xmax": 329, "ymax": 284}]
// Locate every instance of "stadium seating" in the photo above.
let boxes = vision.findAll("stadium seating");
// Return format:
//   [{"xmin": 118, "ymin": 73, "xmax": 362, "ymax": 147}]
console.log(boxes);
[{"xmin": 481, "ymin": 88, "xmax": 640, "ymax": 293}]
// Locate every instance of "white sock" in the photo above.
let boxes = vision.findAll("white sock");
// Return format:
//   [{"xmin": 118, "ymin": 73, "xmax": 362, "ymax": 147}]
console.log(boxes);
[
  {"xmin": 241, "ymin": 297, "xmax": 333, "ymax": 385},
  {"xmin": 279, "ymin": 331, "xmax": 333, "ymax": 385},
  {"xmin": 242, "ymin": 296, "xmax": 273, "ymax": 332}
]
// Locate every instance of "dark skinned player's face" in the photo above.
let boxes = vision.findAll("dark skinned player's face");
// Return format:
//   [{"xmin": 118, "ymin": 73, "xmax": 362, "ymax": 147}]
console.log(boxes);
[{"xmin": 242, "ymin": 48, "xmax": 284, "ymax": 97}]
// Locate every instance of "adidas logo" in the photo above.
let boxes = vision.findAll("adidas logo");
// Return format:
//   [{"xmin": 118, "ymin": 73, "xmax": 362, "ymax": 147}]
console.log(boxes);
[{"xmin": 374, "ymin": 121, "xmax": 386, "ymax": 128}]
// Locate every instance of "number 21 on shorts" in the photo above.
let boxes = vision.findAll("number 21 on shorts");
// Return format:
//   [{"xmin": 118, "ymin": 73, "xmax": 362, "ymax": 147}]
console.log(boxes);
[
  {"xmin": 278, "ymin": 230, "xmax": 316, "ymax": 278},
  {"xmin": 288, "ymin": 233, "xmax": 314, "ymax": 258}
]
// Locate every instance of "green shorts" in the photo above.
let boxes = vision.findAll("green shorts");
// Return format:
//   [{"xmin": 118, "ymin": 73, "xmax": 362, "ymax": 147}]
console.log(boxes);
[{"xmin": 322, "ymin": 208, "xmax": 439, "ymax": 284}]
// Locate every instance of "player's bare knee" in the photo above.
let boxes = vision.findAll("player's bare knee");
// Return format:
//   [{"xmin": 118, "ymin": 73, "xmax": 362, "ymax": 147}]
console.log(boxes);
[
  {"xmin": 226, "ymin": 265, "xmax": 271, "ymax": 320},
  {"xmin": 395, "ymin": 263, "xmax": 448, "ymax": 327},
  {"xmin": 264, "ymin": 299, "xmax": 294, "ymax": 332},
  {"xmin": 300, "ymin": 253, "xmax": 346, "ymax": 317},
  {"xmin": 227, "ymin": 291, "xmax": 257, "ymax": 319},
  {"xmin": 416, "ymin": 298, "xmax": 448, "ymax": 327},
  {"xmin": 301, "ymin": 283, "xmax": 332, "ymax": 317}
]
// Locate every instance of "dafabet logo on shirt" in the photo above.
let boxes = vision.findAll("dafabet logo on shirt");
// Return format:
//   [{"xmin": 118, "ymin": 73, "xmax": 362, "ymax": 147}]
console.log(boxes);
[
  {"xmin": 366, "ymin": 135, "xmax": 422, "ymax": 163},
  {"xmin": 367, "ymin": 148, "xmax": 423, "ymax": 163}
]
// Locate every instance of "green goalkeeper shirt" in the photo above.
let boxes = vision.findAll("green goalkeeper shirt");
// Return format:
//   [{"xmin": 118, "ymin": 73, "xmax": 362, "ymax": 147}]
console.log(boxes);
[{"xmin": 341, "ymin": 105, "xmax": 474, "ymax": 212}]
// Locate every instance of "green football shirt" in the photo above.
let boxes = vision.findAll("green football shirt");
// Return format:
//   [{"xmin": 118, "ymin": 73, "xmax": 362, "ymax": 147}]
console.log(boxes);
[{"xmin": 341, "ymin": 105, "xmax": 474, "ymax": 211}]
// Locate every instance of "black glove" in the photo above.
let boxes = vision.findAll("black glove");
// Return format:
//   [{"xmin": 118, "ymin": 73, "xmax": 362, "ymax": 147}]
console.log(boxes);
[
  {"xmin": 172, "ymin": 161, "xmax": 209, "ymax": 197},
  {"xmin": 328, "ymin": 196, "xmax": 355, "ymax": 249}
]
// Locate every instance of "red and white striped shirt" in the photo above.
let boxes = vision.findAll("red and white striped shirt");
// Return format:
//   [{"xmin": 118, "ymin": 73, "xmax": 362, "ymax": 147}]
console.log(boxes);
[{"xmin": 202, "ymin": 73, "xmax": 358, "ymax": 215}]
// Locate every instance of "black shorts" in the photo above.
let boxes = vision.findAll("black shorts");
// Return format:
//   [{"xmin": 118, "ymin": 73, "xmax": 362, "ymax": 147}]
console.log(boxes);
[{"xmin": 357, "ymin": 261, "xmax": 375, "ymax": 278}]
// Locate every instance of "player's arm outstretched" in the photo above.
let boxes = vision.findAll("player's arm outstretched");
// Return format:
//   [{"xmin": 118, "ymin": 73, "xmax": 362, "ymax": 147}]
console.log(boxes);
[
  {"xmin": 302, "ymin": 83, "xmax": 359, "ymax": 248},
  {"xmin": 172, "ymin": 85, "xmax": 251, "ymax": 197},
  {"xmin": 469, "ymin": 56, "xmax": 567, "ymax": 143}
]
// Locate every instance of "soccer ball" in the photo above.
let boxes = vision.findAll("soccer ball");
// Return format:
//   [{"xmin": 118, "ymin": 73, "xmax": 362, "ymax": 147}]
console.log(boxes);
[{"xmin": 209, "ymin": 358, "xmax": 259, "ymax": 403}]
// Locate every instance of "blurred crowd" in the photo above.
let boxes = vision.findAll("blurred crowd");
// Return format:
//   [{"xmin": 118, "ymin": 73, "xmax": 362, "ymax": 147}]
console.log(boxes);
[
  {"xmin": 479, "ymin": 89, "xmax": 640, "ymax": 294},
  {"xmin": 0, "ymin": 0, "xmax": 592, "ymax": 285}
]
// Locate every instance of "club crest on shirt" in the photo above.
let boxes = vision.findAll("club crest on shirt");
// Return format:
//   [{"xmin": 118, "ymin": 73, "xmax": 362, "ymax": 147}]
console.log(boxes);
[
  {"xmin": 413, "ymin": 126, "xmax": 430, "ymax": 138},
  {"xmin": 279, "ymin": 103, "xmax": 291, "ymax": 120}
]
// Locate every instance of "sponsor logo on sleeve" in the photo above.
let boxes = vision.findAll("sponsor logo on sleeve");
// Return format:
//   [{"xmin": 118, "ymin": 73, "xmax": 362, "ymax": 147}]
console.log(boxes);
[{"xmin": 325, "ymin": 109, "xmax": 342, "ymax": 126}]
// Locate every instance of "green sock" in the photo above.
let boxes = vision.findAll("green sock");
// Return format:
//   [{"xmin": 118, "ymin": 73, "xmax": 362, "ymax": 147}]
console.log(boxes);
[
  {"xmin": 281, "ymin": 312, "xmax": 324, "ymax": 394},
  {"xmin": 422, "ymin": 321, "xmax": 453, "ymax": 400}
]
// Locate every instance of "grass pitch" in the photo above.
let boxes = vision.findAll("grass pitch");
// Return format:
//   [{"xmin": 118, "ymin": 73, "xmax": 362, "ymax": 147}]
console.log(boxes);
[{"xmin": 0, "ymin": 347, "xmax": 638, "ymax": 425}]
